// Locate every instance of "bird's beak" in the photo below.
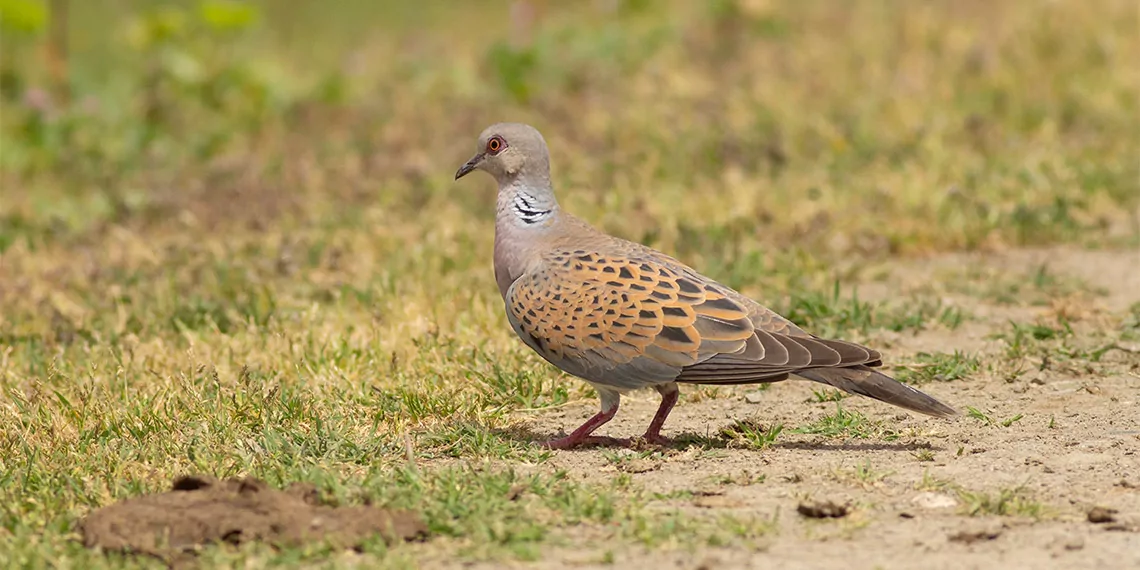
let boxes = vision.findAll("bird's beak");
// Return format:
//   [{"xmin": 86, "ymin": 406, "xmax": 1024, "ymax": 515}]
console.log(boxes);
[{"xmin": 454, "ymin": 153, "xmax": 484, "ymax": 180}]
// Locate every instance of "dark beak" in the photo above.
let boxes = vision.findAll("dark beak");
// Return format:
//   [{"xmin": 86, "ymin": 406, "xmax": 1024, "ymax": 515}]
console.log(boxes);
[{"xmin": 454, "ymin": 153, "xmax": 484, "ymax": 180}]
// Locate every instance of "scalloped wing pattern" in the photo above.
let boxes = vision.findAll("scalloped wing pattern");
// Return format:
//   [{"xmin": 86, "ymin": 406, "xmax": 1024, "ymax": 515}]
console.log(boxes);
[{"xmin": 505, "ymin": 247, "xmax": 881, "ymax": 389}]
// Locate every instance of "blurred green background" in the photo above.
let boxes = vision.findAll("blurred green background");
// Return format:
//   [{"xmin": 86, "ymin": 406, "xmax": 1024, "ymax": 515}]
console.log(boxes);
[{"xmin": 3, "ymin": 0, "xmax": 1137, "ymax": 254}]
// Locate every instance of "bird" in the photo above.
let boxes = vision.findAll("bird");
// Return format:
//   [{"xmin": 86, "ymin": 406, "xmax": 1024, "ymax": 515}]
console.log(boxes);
[{"xmin": 454, "ymin": 122, "xmax": 958, "ymax": 449}]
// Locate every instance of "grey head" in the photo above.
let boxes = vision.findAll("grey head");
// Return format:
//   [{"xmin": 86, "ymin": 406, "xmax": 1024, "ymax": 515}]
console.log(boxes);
[
  {"xmin": 455, "ymin": 123, "xmax": 564, "ymax": 295},
  {"xmin": 454, "ymin": 123, "xmax": 552, "ymax": 188}
]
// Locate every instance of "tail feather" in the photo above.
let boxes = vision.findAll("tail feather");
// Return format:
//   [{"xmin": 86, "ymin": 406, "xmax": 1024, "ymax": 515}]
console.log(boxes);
[{"xmin": 796, "ymin": 365, "xmax": 958, "ymax": 418}]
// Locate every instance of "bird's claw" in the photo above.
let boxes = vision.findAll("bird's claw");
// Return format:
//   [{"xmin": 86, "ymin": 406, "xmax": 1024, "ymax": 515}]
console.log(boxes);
[{"xmin": 632, "ymin": 433, "xmax": 672, "ymax": 449}]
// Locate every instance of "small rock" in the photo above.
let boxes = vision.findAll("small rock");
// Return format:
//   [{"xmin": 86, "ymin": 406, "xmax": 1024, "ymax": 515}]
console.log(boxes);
[
  {"xmin": 1064, "ymin": 536, "xmax": 1085, "ymax": 551},
  {"xmin": 912, "ymin": 491, "xmax": 958, "ymax": 510},
  {"xmin": 744, "ymin": 392, "xmax": 765, "ymax": 404},
  {"xmin": 949, "ymin": 527, "xmax": 1002, "ymax": 544},
  {"xmin": 506, "ymin": 485, "xmax": 526, "ymax": 501},
  {"xmin": 694, "ymin": 559, "xmax": 718, "ymax": 570},
  {"xmin": 693, "ymin": 489, "xmax": 725, "ymax": 497},
  {"xmin": 797, "ymin": 500, "xmax": 848, "ymax": 519},
  {"xmin": 1088, "ymin": 506, "xmax": 1118, "ymax": 524}
]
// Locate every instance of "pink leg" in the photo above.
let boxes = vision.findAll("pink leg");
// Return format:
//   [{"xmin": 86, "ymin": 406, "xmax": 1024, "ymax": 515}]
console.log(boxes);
[
  {"xmin": 540, "ymin": 389, "xmax": 624, "ymax": 449},
  {"xmin": 640, "ymin": 383, "xmax": 679, "ymax": 445}
]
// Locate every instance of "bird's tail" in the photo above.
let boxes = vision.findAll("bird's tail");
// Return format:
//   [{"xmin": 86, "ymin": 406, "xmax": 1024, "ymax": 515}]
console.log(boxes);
[{"xmin": 796, "ymin": 365, "xmax": 958, "ymax": 418}]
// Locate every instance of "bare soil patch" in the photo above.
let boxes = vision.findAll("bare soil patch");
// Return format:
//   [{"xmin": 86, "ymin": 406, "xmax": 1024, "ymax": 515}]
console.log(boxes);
[{"xmin": 79, "ymin": 476, "xmax": 427, "ymax": 565}]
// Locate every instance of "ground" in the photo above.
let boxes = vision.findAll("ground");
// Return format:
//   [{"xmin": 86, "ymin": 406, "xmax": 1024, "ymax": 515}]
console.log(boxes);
[
  {"xmin": 463, "ymin": 247, "xmax": 1140, "ymax": 570},
  {"xmin": 1, "ymin": 1, "xmax": 1139, "ymax": 568}
]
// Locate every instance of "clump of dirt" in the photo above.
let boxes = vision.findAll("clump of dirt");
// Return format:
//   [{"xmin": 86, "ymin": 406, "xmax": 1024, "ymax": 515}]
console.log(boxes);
[
  {"xmin": 796, "ymin": 500, "xmax": 849, "ymax": 519},
  {"xmin": 948, "ymin": 527, "xmax": 1003, "ymax": 544},
  {"xmin": 80, "ymin": 475, "xmax": 427, "ymax": 563},
  {"xmin": 1087, "ymin": 506, "xmax": 1118, "ymax": 524}
]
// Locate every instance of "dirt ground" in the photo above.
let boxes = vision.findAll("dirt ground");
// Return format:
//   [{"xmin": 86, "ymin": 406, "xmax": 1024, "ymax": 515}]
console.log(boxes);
[
  {"xmin": 80, "ymin": 476, "xmax": 426, "ymax": 565},
  {"xmin": 463, "ymin": 247, "xmax": 1140, "ymax": 570}
]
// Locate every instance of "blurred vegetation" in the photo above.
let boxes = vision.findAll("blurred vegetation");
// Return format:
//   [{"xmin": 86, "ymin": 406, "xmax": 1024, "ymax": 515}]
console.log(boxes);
[
  {"xmin": 3, "ymin": 0, "xmax": 1138, "ymax": 253},
  {"xmin": 1, "ymin": 0, "xmax": 1139, "ymax": 566}
]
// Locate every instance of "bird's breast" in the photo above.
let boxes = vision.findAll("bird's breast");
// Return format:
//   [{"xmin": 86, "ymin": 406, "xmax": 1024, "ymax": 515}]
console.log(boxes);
[{"xmin": 492, "ymin": 227, "xmax": 527, "ymax": 298}]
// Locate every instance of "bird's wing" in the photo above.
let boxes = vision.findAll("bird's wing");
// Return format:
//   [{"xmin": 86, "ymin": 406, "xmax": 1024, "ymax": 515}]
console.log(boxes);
[
  {"xmin": 667, "ymin": 269, "xmax": 884, "ymax": 383},
  {"xmin": 504, "ymin": 248, "xmax": 875, "ymax": 388}
]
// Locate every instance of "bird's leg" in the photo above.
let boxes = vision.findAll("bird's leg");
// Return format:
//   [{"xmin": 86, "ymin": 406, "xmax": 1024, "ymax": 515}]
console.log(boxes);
[
  {"xmin": 539, "ymin": 388, "xmax": 624, "ymax": 449},
  {"xmin": 640, "ymin": 383, "xmax": 679, "ymax": 445}
]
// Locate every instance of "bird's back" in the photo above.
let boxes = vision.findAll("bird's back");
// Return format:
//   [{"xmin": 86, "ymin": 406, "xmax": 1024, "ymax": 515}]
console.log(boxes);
[{"xmin": 498, "ymin": 213, "xmax": 823, "ymax": 389}]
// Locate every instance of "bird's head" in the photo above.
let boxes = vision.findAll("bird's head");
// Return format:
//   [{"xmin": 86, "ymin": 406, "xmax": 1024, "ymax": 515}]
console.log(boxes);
[{"xmin": 454, "ymin": 122, "xmax": 550, "ymax": 185}]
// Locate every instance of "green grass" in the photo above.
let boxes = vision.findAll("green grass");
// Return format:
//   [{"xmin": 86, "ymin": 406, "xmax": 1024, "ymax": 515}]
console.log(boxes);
[
  {"xmin": 914, "ymin": 476, "xmax": 1049, "ymax": 519},
  {"xmin": 911, "ymin": 448, "xmax": 936, "ymax": 462},
  {"xmin": 896, "ymin": 351, "xmax": 981, "ymax": 384},
  {"xmin": 940, "ymin": 264, "xmax": 1106, "ymax": 307},
  {"xmin": 776, "ymin": 282, "xmax": 967, "ymax": 339},
  {"xmin": 809, "ymin": 389, "xmax": 849, "ymax": 403},
  {"xmin": 710, "ymin": 470, "xmax": 767, "ymax": 487},
  {"xmin": 988, "ymin": 317, "xmax": 1139, "ymax": 382},
  {"xmin": 832, "ymin": 461, "xmax": 893, "ymax": 487},
  {"xmin": 958, "ymin": 486, "xmax": 1047, "ymax": 519},
  {"xmin": 792, "ymin": 405, "xmax": 899, "ymax": 441},
  {"xmin": 720, "ymin": 419, "xmax": 785, "ymax": 449},
  {"xmin": 1124, "ymin": 303, "xmax": 1140, "ymax": 341},
  {"xmin": 965, "ymin": 407, "xmax": 1024, "ymax": 428},
  {"xmin": 2, "ymin": 0, "xmax": 1138, "ymax": 565}
]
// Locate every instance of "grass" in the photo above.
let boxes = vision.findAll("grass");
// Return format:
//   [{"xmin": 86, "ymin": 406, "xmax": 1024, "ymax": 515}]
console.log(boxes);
[
  {"xmin": 1, "ymin": 0, "xmax": 1138, "ymax": 566},
  {"xmin": 911, "ymin": 448, "xmax": 936, "ymax": 462},
  {"xmin": 720, "ymin": 418, "xmax": 785, "ymax": 449},
  {"xmin": 958, "ymin": 486, "xmax": 1047, "ymax": 519},
  {"xmin": 791, "ymin": 405, "xmax": 899, "ymax": 441},
  {"xmin": 896, "ymin": 351, "xmax": 981, "ymax": 384},
  {"xmin": 710, "ymin": 470, "xmax": 767, "ymax": 487},
  {"xmin": 1124, "ymin": 303, "xmax": 1140, "ymax": 341},
  {"xmin": 4, "ymin": 464, "xmax": 622, "ymax": 565},
  {"xmin": 965, "ymin": 407, "xmax": 1024, "ymax": 428},
  {"xmin": 832, "ymin": 461, "xmax": 893, "ymax": 488},
  {"xmin": 810, "ymin": 389, "xmax": 848, "ymax": 403},
  {"xmin": 914, "ymin": 475, "xmax": 1048, "ymax": 519},
  {"xmin": 988, "ymin": 317, "xmax": 1139, "ymax": 381},
  {"xmin": 940, "ymin": 264, "xmax": 1106, "ymax": 307},
  {"xmin": 777, "ymin": 283, "xmax": 967, "ymax": 339}
]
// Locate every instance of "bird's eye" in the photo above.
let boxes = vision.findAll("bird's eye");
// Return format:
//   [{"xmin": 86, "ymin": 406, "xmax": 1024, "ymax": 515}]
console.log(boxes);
[{"xmin": 487, "ymin": 136, "xmax": 506, "ymax": 154}]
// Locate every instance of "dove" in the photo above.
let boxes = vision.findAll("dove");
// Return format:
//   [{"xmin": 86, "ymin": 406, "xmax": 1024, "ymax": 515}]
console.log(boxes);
[{"xmin": 455, "ymin": 123, "xmax": 957, "ymax": 449}]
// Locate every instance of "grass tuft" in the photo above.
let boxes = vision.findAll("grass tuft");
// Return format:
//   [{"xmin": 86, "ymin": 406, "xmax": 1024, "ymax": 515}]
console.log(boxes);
[
  {"xmin": 721, "ymin": 419, "xmax": 785, "ymax": 449},
  {"xmin": 896, "ymin": 351, "xmax": 981, "ymax": 384},
  {"xmin": 792, "ymin": 405, "xmax": 899, "ymax": 441}
]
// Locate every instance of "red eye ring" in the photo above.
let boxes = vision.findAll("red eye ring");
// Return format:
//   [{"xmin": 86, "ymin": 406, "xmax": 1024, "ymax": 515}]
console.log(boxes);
[{"xmin": 487, "ymin": 136, "xmax": 505, "ymax": 154}]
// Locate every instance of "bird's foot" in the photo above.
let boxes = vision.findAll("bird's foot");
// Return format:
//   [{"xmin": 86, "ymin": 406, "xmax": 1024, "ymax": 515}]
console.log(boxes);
[
  {"xmin": 633, "ymin": 432, "xmax": 672, "ymax": 449},
  {"xmin": 538, "ymin": 435, "xmax": 630, "ymax": 450}
]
